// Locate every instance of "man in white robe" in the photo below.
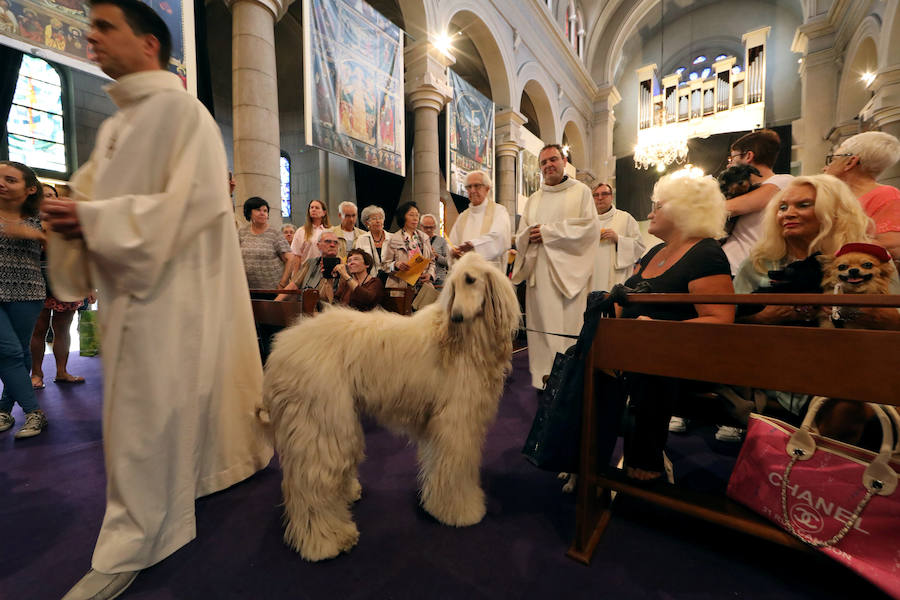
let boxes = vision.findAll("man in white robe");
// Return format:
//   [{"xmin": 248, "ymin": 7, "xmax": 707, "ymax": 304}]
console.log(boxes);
[
  {"xmin": 591, "ymin": 182, "xmax": 646, "ymax": 291},
  {"xmin": 448, "ymin": 170, "xmax": 511, "ymax": 272},
  {"xmin": 42, "ymin": 2, "xmax": 272, "ymax": 598},
  {"xmin": 511, "ymin": 145, "xmax": 599, "ymax": 389}
]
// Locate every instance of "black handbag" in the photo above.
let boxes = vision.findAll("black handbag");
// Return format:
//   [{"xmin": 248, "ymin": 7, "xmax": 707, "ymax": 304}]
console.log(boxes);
[{"xmin": 521, "ymin": 284, "xmax": 644, "ymax": 472}]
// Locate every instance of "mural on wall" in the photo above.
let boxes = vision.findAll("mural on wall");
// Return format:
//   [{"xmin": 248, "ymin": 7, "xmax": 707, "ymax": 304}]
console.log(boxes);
[
  {"xmin": 446, "ymin": 68, "xmax": 493, "ymax": 196},
  {"xmin": 517, "ymin": 126, "xmax": 544, "ymax": 214},
  {"xmin": 0, "ymin": 0, "xmax": 194, "ymax": 91},
  {"xmin": 303, "ymin": 0, "xmax": 404, "ymax": 177}
]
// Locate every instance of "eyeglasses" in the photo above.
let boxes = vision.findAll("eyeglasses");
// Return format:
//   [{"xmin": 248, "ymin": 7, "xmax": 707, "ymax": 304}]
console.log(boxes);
[
  {"xmin": 825, "ymin": 153, "xmax": 855, "ymax": 166},
  {"xmin": 321, "ymin": 239, "xmax": 339, "ymax": 245},
  {"xmin": 594, "ymin": 191, "xmax": 612, "ymax": 197},
  {"xmin": 464, "ymin": 183, "xmax": 485, "ymax": 190},
  {"xmin": 726, "ymin": 152, "xmax": 747, "ymax": 164},
  {"xmin": 650, "ymin": 200, "xmax": 664, "ymax": 212}
]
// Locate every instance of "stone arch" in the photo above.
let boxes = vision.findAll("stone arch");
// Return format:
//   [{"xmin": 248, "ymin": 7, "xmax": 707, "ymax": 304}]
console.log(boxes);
[
  {"xmin": 440, "ymin": 5, "xmax": 515, "ymax": 106},
  {"xmin": 836, "ymin": 28, "xmax": 879, "ymax": 124},
  {"xmin": 515, "ymin": 62, "xmax": 559, "ymax": 143},
  {"xmin": 881, "ymin": 0, "xmax": 900, "ymax": 67},
  {"xmin": 395, "ymin": 0, "xmax": 427, "ymax": 41},
  {"xmin": 589, "ymin": 0, "xmax": 658, "ymax": 85},
  {"xmin": 561, "ymin": 115, "xmax": 587, "ymax": 169}
]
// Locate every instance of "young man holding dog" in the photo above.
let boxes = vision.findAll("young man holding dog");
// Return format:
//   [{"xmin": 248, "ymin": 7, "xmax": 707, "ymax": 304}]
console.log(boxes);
[
  {"xmin": 511, "ymin": 144, "xmax": 599, "ymax": 389},
  {"xmin": 721, "ymin": 129, "xmax": 793, "ymax": 275},
  {"xmin": 42, "ymin": 1, "xmax": 273, "ymax": 597}
]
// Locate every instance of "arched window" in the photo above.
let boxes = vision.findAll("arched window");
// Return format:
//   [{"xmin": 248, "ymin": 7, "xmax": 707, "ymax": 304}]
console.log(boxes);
[
  {"xmin": 279, "ymin": 151, "xmax": 291, "ymax": 218},
  {"xmin": 5, "ymin": 54, "xmax": 68, "ymax": 175}
]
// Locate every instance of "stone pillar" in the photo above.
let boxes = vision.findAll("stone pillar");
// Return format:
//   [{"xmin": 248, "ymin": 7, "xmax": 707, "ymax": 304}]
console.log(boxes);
[
  {"xmin": 591, "ymin": 84, "xmax": 621, "ymax": 186},
  {"xmin": 861, "ymin": 66, "xmax": 900, "ymax": 187},
  {"xmin": 791, "ymin": 20, "xmax": 839, "ymax": 174},
  {"xmin": 494, "ymin": 108, "xmax": 527, "ymax": 222},
  {"xmin": 405, "ymin": 40, "xmax": 453, "ymax": 224},
  {"xmin": 226, "ymin": 0, "xmax": 292, "ymax": 225}
]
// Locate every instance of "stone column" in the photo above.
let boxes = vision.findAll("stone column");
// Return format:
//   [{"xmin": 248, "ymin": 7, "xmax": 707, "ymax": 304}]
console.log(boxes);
[
  {"xmin": 861, "ymin": 66, "xmax": 900, "ymax": 187},
  {"xmin": 591, "ymin": 84, "xmax": 621, "ymax": 185},
  {"xmin": 791, "ymin": 20, "xmax": 839, "ymax": 174},
  {"xmin": 226, "ymin": 0, "xmax": 292, "ymax": 225},
  {"xmin": 405, "ymin": 41, "xmax": 453, "ymax": 223},
  {"xmin": 494, "ymin": 108, "xmax": 527, "ymax": 222}
]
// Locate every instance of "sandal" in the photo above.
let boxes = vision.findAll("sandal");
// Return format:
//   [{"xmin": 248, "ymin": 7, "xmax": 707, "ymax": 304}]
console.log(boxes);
[
  {"xmin": 54, "ymin": 374, "xmax": 86, "ymax": 384},
  {"xmin": 31, "ymin": 376, "xmax": 45, "ymax": 390}
]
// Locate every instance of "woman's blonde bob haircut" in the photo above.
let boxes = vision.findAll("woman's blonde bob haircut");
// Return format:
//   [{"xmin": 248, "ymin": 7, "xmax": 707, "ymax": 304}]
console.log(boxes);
[
  {"xmin": 750, "ymin": 174, "xmax": 873, "ymax": 273},
  {"xmin": 652, "ymin": 173, "xmax": 727, "ymax": 239}
]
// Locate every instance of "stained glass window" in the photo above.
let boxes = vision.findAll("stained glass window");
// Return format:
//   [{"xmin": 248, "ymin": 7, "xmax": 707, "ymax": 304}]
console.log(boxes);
[
  {"xmin": 280, "ymin": 153, "xmax": 291, "ymax": 218},
  {"xmin": 6, "ymin": 55, "xmax": 67, "ymax": 173}
]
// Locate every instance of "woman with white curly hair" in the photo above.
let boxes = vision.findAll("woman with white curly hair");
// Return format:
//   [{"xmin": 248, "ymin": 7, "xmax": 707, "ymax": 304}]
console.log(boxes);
[
  {"xmin": 823, "ymin": 131, "xmax": 900, "ymax": 260},
  {"xmin": 616, "ymin": 172, "xmax": 735, "ymax": 482}
]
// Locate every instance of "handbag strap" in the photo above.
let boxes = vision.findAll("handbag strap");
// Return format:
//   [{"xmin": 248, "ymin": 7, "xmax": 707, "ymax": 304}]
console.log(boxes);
[{"xmin": 781, "ymin": 403, "xmax": 898, "ymax": 548}]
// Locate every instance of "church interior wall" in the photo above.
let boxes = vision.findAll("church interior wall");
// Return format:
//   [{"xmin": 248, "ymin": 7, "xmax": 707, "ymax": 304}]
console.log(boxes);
[{"xmin": 69, "ymin": 70, "xmax": 115, "ymax": 170}]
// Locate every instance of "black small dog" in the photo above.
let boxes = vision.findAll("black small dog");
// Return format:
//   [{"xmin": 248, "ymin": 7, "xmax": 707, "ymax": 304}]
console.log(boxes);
[
  {"xmin": 717, "ymin": 164, "xmax": 762, "ymax": 199},
  {"xmin": 737, "ymin": 253, "xmax": 824, "ymax": 323}
]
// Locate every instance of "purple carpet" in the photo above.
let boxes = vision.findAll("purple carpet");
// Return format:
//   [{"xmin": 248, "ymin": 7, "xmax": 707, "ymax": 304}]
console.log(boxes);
[{"xmin": 1, "ymin": 350, "xmax": 890, "ymax": 599}]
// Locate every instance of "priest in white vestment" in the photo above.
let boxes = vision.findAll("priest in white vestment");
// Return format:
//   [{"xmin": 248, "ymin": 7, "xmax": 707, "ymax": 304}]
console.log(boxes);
[
  {"xmin": 591, "ymin": 182, "xmax": 646, "ymax": 292},
  {"xmin": 511, "ymin": 145, "xmax": 599, "ymax": 389},
  {"xmin": 448, "ymin": 170, "xmax": 511, "ymax": 272},
  {"xmin": 42, "ymin": 4, "xmax": 272, "ymax": 598}
]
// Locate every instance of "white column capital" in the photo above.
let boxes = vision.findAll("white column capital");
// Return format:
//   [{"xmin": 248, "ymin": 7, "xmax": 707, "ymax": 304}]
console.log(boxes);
[
  {"xmin": 223, "ymin": 0, "xmax": 293, "ymax": 22},
  {"xmin": 405, "ymin": 40, "xmax": 454, "ymax": 110},
  {"xmin": 495, "ymin": 108, "xmax": 527, "ymax": 155},
  {"xmin": 593, "ymin": 84, "xmax": 621, "ymax": 110},
  {"xmin": 860, "ymin": 65, "xmax": 900, "ymax": 129}
]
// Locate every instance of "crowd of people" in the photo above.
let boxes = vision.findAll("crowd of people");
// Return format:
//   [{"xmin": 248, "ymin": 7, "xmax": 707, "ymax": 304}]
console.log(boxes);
[{"xmin": 2, "ymin": 0, "xmax": 899, "ymax": 597}]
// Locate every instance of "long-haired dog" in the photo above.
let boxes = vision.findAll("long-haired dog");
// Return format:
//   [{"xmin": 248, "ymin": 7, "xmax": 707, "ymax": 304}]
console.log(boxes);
[
  {"xmin": 263, "ymin": 252, "xmax": 521, "ymax": 561},
  {"xmin": 819, "ymin": 242, "xmax": 896, "ymax": 328}
]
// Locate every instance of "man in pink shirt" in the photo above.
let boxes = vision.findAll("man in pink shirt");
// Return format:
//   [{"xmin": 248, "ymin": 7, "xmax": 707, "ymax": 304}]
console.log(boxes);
[{"xmin": 823, "ymin": 131, "xmax": 900, "ymax": 261}]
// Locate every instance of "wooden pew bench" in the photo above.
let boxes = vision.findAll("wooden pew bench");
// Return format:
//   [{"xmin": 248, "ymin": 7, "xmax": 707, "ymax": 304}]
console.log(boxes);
[{"xmin": 568, "ymin": 292, "xmax": 900, "ymax": 564}]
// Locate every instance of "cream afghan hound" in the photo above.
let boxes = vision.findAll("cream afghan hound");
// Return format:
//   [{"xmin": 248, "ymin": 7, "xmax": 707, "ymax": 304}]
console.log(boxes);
[{"xmin": 263, "ymin": 252, "xmax": 521, "ymax": 561}]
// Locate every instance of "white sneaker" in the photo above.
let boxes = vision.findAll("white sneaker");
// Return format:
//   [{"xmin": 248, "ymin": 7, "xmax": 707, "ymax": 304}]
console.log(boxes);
[
  {"xmin": 62, "ymin": 569, "xmax": 139, "ymax": 600},
  {"xmin": 715, "ymin": 425, "xmax": 745, "ymax": 442},
  {"xmin": 0, "ymin": 412, "xmax": 14, "ymax": 433},
  {"xmin": 668, "ymin": 416, "xmax": 689, "ymax": 433},
  {"xmin": 14, "ymin": 410, "xmax": 47, "ymax": 439}
]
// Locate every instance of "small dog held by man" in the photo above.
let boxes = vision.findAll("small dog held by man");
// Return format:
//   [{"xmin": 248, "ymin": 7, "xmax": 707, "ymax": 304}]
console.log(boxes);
[{"xmin": 262, "ymin": 252, "xmax": 521, "ymax": 561}]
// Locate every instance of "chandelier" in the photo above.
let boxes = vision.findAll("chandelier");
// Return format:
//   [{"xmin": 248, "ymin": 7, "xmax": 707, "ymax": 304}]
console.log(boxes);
[{"xmin": 633, "ymin": 133, "xmax": 689, "ymax": 170}]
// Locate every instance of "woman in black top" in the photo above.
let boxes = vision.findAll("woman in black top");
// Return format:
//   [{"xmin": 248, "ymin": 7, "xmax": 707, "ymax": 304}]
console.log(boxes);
[{"xmin": 617, "ymin": 173, "xmax": 734, "ymax": 482}]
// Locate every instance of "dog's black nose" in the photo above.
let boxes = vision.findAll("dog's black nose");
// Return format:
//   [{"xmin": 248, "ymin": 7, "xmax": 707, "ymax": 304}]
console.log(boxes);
[
  {"xmin": 450, "ymin": 313, "xmax": 463, "ymax": 323},
  {"xmin": 848, "ymin": 268, "xmax": 860, "ymax": 277}
]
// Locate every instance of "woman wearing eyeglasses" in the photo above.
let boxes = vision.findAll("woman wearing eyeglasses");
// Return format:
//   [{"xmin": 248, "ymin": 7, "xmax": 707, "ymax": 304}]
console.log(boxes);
[
  {"xmin": 823, "ymin": 131, "xmax": 900, "ymax": 262},
  {"xmin": 617, "ymin": 173, "xmax": 734, "ymax": 483}
]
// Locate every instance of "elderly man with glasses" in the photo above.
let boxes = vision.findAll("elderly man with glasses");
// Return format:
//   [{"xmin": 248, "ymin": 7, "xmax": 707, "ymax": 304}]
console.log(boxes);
[
  {"xmin": 275, "ymin": 230, "xmax": 342, "ymax": 300},
  {"xmin": 823, "ymin": 131, "xmax": 900, "ymax": 261},
  {"xmin": 590, "ymin": 182, "xmax": 645, "ymax": 292},
  {"xmin": 447, "ymin": 170, "xmax": 511, "ymax": 272},
  {"xmin": 720, "ymin": 129, "xmax": 794, "ymax": 276}
]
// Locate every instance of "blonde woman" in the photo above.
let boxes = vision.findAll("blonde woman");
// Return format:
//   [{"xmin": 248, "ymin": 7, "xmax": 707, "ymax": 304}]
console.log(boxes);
[
  {"xmin": 616, "ymin": 173, "xmax": 734, "ymax": 482},
  {"xmin": 290, "ymin": 199, "xmax": 330, "ymax": 263},
  {"xmin": 735, "ymin": 174, "xmax": 898, "ymax": 328}
]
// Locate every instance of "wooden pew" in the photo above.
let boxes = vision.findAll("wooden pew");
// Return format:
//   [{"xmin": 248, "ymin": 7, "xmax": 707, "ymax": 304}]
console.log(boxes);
[
  {"xmin": 382, "ymin": 286, "xmax": 416, "ymax": 315},
  {"xmin": 248, "ymin": 289, "xmax": 319, "ymax": 326},
  {"xmin": 568, "ymin": 292, "xmax": 900, "ymax": 565}
]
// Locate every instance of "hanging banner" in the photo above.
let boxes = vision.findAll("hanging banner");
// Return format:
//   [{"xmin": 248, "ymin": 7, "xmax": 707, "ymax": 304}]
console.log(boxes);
[
  {"xmin": 517, "ymin": 127, "xmax": 543, "ymax": 215},
  {"xmin": 446, "ymin": 68, "xmax": 493, "ymax": 196},
  {"xmin": 303, "ymin": 0, "xmax": 404, "ymax": 177},
  {"xmin": 0, "ymin": 0, "xmax": 196, "ymax": 94}
]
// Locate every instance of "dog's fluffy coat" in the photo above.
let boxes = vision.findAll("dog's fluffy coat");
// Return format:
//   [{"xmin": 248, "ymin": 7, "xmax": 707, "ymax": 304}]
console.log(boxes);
[
  {"xmin": 819, "ymin": 251, "xmax": 896, "ymax": 328},
  {"xmin": 263, "ymin": 253, "xmax": 521, "ymax": 561}
]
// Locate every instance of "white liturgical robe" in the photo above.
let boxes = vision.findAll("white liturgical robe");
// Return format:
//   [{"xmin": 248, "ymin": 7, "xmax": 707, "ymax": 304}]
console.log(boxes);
[
  {"xmin": 46, "ymin": 71, "xmax": 273, "ymax": 573},
  {"xmin": 511, "ymin": 177, "xmax": 599, "ymax": 388},
  {"xmin": 592, "ymin": 207, "xmax": 646, "ymax": 292},
  {"xmin": 447, "ymin": 200, "xmax": 511, "ymax": 272}
]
